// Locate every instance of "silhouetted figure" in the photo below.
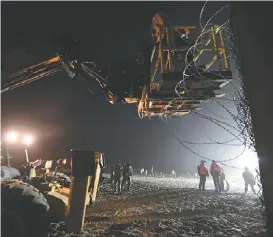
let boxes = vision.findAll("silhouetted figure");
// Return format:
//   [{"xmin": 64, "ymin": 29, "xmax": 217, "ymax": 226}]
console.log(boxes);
[
  {"xmin": 136, "ymin": 168, "xmax": 141, "ymax": 176},
  {"xmin": 55, "ymin": 159, "xmax": 66, "ymax": 175},
  {"xmin": 113, "ymin": 160, "xmax": 123, "ymax": 193},
  {"xmin": 171, "ymin": 170, "xmax": 177, "ymax": 178},
  {"xmin": 197, "ymin": 160, "xmax": 209, "ymax": 191},
  {"xmin": 151, "ymin": 166, "xmax": 154, "ymax": 177},
  {"xmin": 210, "ymin": 160, "xmax": 222, "ymax": 192},
  {"xmin": 242, "ymin": 167, "xmax": 256, "ymax": 194},
  {"xmin": 122, "ymin": 161, "xmax": 133, "ymax": 191}
]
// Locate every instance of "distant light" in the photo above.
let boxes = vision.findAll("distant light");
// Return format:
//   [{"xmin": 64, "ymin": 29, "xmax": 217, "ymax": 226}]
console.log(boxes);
[
  {"xmin": 236, "ymin": 150, "xmax": 259, "ymax": 171},
  {"xmin": 6, "ymin": 132, "xmax": 18, "ymax": 143},
  {"xmin": 23, "ymin": 135, "xmax": 34, "ymax": 146}
]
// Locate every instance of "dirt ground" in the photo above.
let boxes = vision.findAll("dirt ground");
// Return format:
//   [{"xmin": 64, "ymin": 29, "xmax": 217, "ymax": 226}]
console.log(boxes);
[{"xmin": 56, "ymin": 177, "xmax": 266, "ymax": 237}]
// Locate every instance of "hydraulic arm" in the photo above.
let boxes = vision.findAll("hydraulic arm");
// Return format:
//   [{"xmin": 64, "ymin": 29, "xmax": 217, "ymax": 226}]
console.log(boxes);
[
  {"xmin": 2, "ymin": 56, "xmax": 62, "ymax": 93},
  {"xmin": 1, "ymin": 55, "xmax": 117, "ymax": 104}
]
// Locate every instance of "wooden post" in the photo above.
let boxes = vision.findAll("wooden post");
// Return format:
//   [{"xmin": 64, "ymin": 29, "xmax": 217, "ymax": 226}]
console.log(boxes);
[
  {"xmin": 230, "ymin": 2, "xmax": 273, "ymax": 236},
  {"xmin": 66, "ymin": 150, "xmax": 96, "ymax": 234},
  {"xmin": 90, "ymin": 152, "xmax": 103, "ymax": 204}
]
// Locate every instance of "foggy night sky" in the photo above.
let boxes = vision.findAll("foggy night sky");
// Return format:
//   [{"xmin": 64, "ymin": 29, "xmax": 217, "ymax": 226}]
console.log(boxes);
[{"xmin": 1, "ymin": 1, "xmax": 242, "ymax": 173}]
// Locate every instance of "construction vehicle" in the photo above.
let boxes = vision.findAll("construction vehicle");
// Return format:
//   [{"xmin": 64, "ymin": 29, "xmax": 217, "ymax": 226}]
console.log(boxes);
[
  {"xmin": 1, "ymin": 152, "xmax": 104, "ymax": 237},
  {"xmin": 2, "ymin": 24, "xmax": 232, "ymax": 118},
  {"xmin": 1, "ymin": 18, "xmax": 232, "ymax": 237}
]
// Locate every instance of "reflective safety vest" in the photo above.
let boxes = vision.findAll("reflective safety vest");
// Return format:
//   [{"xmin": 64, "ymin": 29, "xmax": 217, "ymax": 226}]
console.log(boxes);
[
  {"xmin": 152, "ymin": 11, "xmax": 169, "ymax": 39},
  {"xmin": 210, "ymin": 163, "xmax": 222, "ymax": 174},
  {"xmin": 199, "ymin": 164, "xmax": 208, "ymax": 175}
]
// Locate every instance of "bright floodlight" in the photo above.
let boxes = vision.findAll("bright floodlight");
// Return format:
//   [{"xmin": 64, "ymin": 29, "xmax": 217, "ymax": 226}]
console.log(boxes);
[
  {"xmin": 236, "ymin": 150, "xmax": 259, "ymax": 170},
  {"xmin": 23, "ymin": 135, "xmax": 33, "ymax": 146},
  {"xmin": 6, "ymin": 132, "xmax": 18, "ymax": 142}
]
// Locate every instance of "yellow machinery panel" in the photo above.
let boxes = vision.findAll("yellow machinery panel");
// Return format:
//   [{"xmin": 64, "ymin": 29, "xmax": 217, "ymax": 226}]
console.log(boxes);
[{"xmin": 137, "ymin": 24, "xmax": 232, "ymax": 118}]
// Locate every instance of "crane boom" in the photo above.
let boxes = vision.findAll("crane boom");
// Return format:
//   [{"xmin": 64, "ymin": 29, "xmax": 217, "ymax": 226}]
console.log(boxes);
[{"xmin": 2, "ymin": 56, "xmax": 62, "ymax": 93}]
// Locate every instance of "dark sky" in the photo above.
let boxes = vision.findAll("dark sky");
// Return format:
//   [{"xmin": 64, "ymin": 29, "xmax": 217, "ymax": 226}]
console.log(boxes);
[{"xmin": 2, "ymin": 1, "xmax": 239, "ymax": 173}]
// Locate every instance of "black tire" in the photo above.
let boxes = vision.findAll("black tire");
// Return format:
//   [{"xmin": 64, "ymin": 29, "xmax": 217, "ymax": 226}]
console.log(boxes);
[{"xmin": 1, "ymin": 180, "xmax": 50, "ymax": 237}]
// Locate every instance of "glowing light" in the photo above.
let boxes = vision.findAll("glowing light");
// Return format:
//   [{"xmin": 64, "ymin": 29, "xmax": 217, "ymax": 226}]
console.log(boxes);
[
  {"xmin": 236, "ymin": 150, "xmax": 259, "ymax": 171},
  {"xmin": 23, "ymin": 135, "xmax": 33, "ymax": 146},
  {"xmin": 6, "ymin": 132, "xmax": 18, "ymax": 142}
]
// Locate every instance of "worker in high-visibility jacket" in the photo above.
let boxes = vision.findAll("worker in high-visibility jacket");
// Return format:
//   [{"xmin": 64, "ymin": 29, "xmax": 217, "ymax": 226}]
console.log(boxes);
[
  {"xmin": 151, "ymin": 9, "xmax": 191, "ymax": 43},
  {"xmin": 197, "ymin": 160, "xmax": 209, "ymax": 191},
  {"xmin": 152, "ymin": 9, "xmax": 170, "ymax": 42},
  {"xmin": 210, "ymin": 160, "xmax": 222, "ymax": 192}
]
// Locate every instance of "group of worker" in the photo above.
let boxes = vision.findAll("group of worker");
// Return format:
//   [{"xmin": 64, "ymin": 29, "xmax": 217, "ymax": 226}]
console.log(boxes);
[
  {"xmin": 111, "ymin": 160, "xmax": 133, "ymax": 193},
  {"xmin": 197, "ymin": 160, "xmax": 256, "ymax": 194},
  {"xmin": 109, "ymin": 158, "xmax": 256, "ymax": 194}
]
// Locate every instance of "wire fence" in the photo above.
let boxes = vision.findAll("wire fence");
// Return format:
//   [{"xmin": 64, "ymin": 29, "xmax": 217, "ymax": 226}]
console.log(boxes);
[{"xmin": 155, "ymin": 0, "xmax": 265, "ymax": 216}]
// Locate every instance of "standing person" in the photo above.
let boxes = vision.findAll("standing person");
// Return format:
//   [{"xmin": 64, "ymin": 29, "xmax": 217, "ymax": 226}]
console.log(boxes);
[
  {"xmin": 151, "ymin": 9, "xmax": 170, "ymax": 42},
  {"xmin": 113, "ymin": 160, "xmax": 123, "ymax": 193},
  {"xmin": 242, "ymin": 167, "xmax": 256, "ymax": 194},
  {"xmin": 55, "ymin": 159, "xmax": 66, "ymax": 175},
  {"xmin": 151, "ymin": 166, "xmax": 154, "ymax": 177},
  {"xmin": 197, "ymin": 160, "xmax": 209, "ymax": 191},
  {"xmin": 210, "ymin": 160, "xmax": 222, "ymax": 192},
  {"xmin": 122, "ymin": 161, "xmax": 133, "ymax": 191},
  {"xmin": 171, "ymin": 170, "xmax": 176, "ymax": 178},
  {"xmin": 220, "ymin": 168, "xmax": 226, "ymax": 192}
]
